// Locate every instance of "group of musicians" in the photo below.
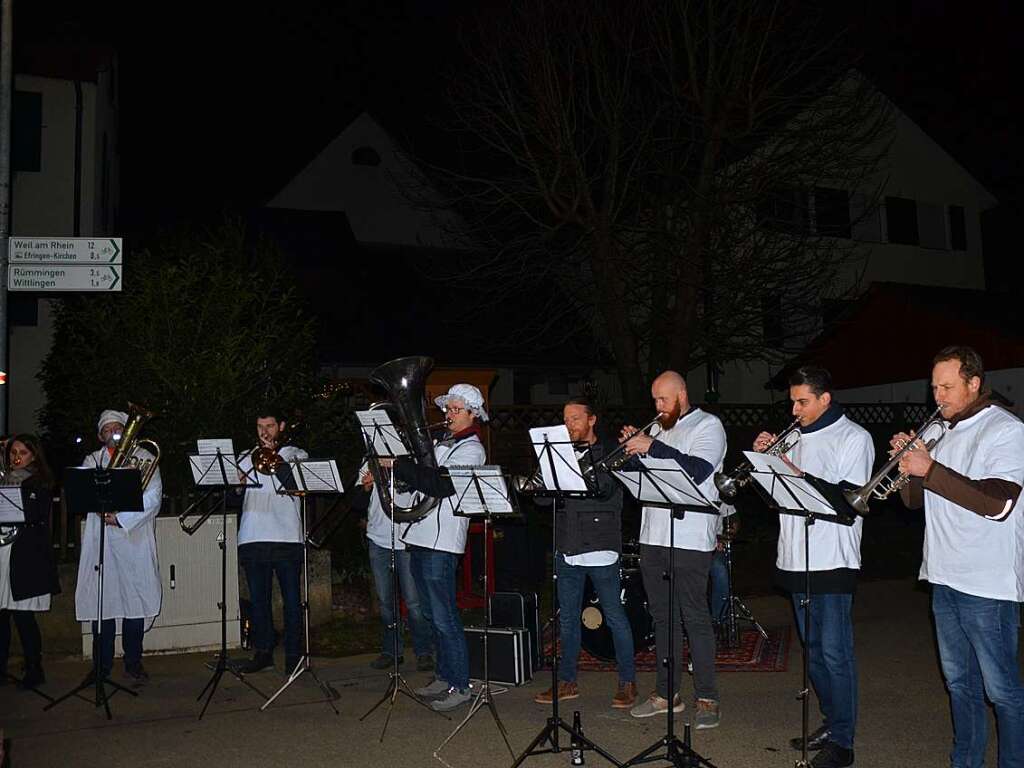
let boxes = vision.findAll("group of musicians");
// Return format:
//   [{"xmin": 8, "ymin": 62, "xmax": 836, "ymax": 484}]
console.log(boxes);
[{"xmin": 2, "ymin": 344, "xmax": 1023, "ymax": 768}]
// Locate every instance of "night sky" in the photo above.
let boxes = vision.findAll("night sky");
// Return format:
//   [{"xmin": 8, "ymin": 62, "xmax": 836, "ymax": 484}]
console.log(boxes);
[{"xmin": 15, "ymin": 1, "xmax": 1023, "ymax": 280}]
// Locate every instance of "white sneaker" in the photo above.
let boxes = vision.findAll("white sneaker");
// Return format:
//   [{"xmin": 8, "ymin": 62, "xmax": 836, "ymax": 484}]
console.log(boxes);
[
  {"xmin": 415, "ymin": 677, "xmax": 450, "ymax": 698},
  {"xmin": 429, "ymin": 686, "xmax": 472, "ymax": 712}
]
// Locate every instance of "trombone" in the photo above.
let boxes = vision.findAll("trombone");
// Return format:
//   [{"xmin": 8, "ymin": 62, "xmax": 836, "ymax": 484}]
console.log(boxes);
[
  {"xmin": 844, "ymin": 405, "xmax": 947, "ymax": 515},
  {"xmin": 714, "ymin": 417, "xmax": 802, "ymax": 501}
]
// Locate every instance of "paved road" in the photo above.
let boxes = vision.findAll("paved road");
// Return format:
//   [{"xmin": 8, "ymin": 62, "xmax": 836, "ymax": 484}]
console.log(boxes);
[{"xmin": 0, "ymin": 578, "xmax": 1008, "ymax": 767}]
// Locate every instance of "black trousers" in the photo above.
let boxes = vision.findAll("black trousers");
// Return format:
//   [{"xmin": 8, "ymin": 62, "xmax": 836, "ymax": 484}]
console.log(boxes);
[
  {"xmin": 0, "ymin": 609, "xmax": 43, "ymax": 667},
  {"xmin": 640, "ymin": 544, "xmax": 719, "ymax": 701}
]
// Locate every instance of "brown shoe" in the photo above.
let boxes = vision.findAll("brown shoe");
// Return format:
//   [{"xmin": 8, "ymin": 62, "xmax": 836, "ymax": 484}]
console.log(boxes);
[
  {"xmin": 533, "ymin": 680, "xmax": 579, "ymax": 704},
  {"xmin": 612, "ymin": 681, "xmax": 638, "ymax": 709}
]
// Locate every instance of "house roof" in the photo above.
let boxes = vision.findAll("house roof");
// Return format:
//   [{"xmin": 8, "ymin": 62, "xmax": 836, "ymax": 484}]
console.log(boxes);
[
  {"xmin": 767, "ymin": 282, "xmax": 1024, "ymax": 390},
  {"xmin": 15, "ymin": 43, "xmax": 116, "ymax": 83},
  {"xmin": 248, "ymin": 207, "xmax": 609, "ymax": 369}
]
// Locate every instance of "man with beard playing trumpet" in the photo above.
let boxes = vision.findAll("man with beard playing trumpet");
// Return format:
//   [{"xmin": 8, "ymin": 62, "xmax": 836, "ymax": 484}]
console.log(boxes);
[{"xmin": 619, "ymin": 371, "xmax": 726, "ymax": 729}]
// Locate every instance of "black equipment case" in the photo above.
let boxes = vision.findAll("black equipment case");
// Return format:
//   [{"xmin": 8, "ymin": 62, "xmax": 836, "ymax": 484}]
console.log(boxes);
[
  {"xmin": 464, "ymin": 626, "xmax": 533, "ymax": 686},
  {"xmin": 490, "ymin": 591, "xmax": 542, "ymax": 670}
]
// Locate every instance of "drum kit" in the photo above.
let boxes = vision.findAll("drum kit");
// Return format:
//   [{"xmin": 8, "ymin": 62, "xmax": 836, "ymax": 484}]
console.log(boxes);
[{"xmin": 576, "ymin": 537, "xmax": 763, "ymax": 662}]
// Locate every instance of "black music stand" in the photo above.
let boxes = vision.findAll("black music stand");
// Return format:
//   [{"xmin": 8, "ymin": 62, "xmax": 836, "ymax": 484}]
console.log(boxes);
[
  {"xmin": 358, "ymin": 417, "xmax": 449, "ymax": 740},
  {"xmin": 434, "ymin": 466, "xmax": 520, "ymax": 768},
  {"xmin": 0, "ymin": 488, "xmax": 53, "ymax": 702},
  {"xmin": 615, "ymin": 458, "xmax": 718, "ymax": 768},
  {"xmin": 512, "ymin": 430, "xmax": 623, "ymax": 768},
  {"xmin": 183, "ymin": 449, "xmax": 268, "ymax": 718},
  {"xmin": 744, "ymin": 452, "xmax": 856, "ymax": 768},
  {"xmin": 45, "ymin": 467, "xmax": 143, "ymax": 720},
  {"xmin": 260, "ymin": 458, "xmax": 343, "ymax": 713}
]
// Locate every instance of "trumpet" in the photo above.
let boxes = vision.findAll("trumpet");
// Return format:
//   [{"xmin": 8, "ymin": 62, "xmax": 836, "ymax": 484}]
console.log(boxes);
[
  {"xmin": 597, "ymin": 414, "xmax": 665, "ymax": 472},
  {"xmin": 714, "ymin": 417, "xmax": 802, "ymax": 501},
  {"xmin": 844, "ymin": 405, "xmax": 947, "ymax": 515}
]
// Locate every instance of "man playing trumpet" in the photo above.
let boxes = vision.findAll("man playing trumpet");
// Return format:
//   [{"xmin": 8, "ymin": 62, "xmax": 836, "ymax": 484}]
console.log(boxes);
[
  {"xmin": 756, "ymin": 367, "xmax": 873, "ymax": 768},
  {"xmin": 896, "ymin": 346, "xmax": 1024, "ymax": 768},
  {"xmin": 620, "ymin": 371, "xmax": 726, "ymax": 728}
]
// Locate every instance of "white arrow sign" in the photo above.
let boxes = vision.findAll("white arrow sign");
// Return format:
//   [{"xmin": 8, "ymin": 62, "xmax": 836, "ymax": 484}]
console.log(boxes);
[
  {"xmin": 8, "ymin": 237, "xmax": 122, "ymax": 264},
  {"xmin": 6, "ymin": 264, "xmax": 121, "ymax": 292}
]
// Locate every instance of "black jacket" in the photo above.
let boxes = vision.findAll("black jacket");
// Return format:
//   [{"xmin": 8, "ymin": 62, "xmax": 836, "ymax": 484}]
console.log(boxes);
[
  {"xmin": 544, "ymin": 438, "xmax": 624, "ymax": 557},
  {"xmin": 9, "ymin": 473, "xmax": 61, "ymax": 601}
]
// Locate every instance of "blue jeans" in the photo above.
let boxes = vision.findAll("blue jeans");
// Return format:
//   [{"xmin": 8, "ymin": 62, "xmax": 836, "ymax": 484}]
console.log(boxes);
[
  {"xmin": 91, "ymin": 617, "xmax": 144, "ymax": 675},
  {"xmin": 556, "ymin": 554, "xmax": 635, "ymax": 684},
  {"xmin": 708, "ymin": 550, "xmax": 729, "ymax": 622},
  {"xmin": 368, "ymin": 541, "xmax": 433, "ymax": 658},
  {"xmin": 243, "ymin": 559, "xmax": 302, "ymax": 664},
  {"xmin": 409, "ymin": 548, "xmax": 468, "ymax": 690},
  {"xmin": 791, "ymin": 592, "xmax": 857, "ymax": 750},
  {"xmin": 932, "ymin": 584, "xmax": 1024, "ymax": 768}
]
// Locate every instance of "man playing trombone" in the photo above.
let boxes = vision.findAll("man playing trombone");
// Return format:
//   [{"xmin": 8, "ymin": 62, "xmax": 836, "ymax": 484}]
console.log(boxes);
[
  {"xmin": 620, "ymin": 371, "xmax": 726, "ymax": 728},
  {"xmin": 755, "ymin": 367, "xmax": 873, "ymax": 768},
  {"xmin": 895, "ymin": 346, "xmax": 1024, "ymax": 768}
]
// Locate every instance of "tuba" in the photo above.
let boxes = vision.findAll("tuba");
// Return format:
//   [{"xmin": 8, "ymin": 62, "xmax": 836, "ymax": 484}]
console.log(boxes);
[
  {"xmin": 365, "ymin": 356, "xmax": 441, "ymax": 523},
  {"xmin": 109, "ymin": 402, "xmax": 162, "ymax": 489}
]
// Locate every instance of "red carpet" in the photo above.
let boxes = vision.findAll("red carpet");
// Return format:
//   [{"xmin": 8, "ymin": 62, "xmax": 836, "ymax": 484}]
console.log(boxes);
[{"xmin": 546, "ymin": 625, "xmax": 792, "ymax": 673}]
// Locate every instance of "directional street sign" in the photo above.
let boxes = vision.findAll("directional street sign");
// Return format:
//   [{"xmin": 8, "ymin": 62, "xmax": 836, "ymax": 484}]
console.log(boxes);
[
  {"xmin": 6, "ymin": 237, "xmax": 124, "ymax": 292},
  {"xmin": 7, "ymin": 264, "xmax": 121, "ymax": 292},
  {"xmin": 8, "ymin": 237, "xmax": 122, "ymax": 264}
]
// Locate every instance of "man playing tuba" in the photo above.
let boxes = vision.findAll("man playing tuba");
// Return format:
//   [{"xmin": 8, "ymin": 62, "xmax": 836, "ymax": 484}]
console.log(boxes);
[{"xmin": 74, "ymin": 409, "xmax": 163, "ymax": 683}]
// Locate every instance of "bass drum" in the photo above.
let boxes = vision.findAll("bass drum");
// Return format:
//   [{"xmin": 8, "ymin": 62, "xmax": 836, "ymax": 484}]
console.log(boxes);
[{"xmin": 579, "ymin": 566, "xmax": 654, "ymax": 661}]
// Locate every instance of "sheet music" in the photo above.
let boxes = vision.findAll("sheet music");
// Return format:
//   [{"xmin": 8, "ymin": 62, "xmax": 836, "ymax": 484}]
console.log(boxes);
[
  {"xmin": 356, "ymin": 410, "xmax": 409, "ymax": 459},
  {"xmin": 614, "ymin": 457, "xmax": 711, "ymax": 507},
  {"xmin": 197, "ymin": 438, "xmax": 235, "ymax": 456},
  {"xmin": 289, "ymin": 460, "xmax": 344, "ymax": 493},
  {"xmin": 448, "ymin": 466, "xmax": 514, "ymax": 515},
  {"xmin": 189, "ymin": 454, "xmax": 244, "ymax": 487},
  {"xmin": 742, "ymin": 450, "xmax": 836, "ymax": 516},
  {"xmin": 528, "ymin": 424, "xmax": 588, "ymax": 492},
  {"xmin": 0, "ymin": 487, "xmax": 25, "ymax": 523}
]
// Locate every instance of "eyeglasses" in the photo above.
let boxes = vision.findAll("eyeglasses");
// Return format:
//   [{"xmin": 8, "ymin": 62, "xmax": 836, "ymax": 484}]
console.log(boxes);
[{"xmin": 445, "ymin": 406, "xmax": 468, "ymax": 415}]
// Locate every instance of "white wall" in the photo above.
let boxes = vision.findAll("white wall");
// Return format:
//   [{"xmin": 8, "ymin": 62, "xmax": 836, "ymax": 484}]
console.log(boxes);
[{"xmin": 8, "ymin": 71, "xmax": 118, "ymax": 433}]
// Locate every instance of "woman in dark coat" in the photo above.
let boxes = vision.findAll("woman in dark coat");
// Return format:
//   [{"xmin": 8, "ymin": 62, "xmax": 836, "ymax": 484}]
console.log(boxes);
[{"xmin": 0, "ymin": 433, "xmax": 60, "ymax": 689}]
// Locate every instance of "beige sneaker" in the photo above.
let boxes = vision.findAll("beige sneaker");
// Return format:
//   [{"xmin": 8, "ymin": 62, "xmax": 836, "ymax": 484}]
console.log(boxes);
[
  {"xmin": 694, "ymin": 698, "xmax": 720, "ymax": 729},
  {"xmin": 629, "ymin": 692, "xmax": 685, "ymax": 719}
]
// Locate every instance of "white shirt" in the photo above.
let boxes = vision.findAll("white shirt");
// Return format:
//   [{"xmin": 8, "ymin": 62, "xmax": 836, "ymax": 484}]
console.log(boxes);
[
  {"xmin": 237, "ymin": 445, "xmax": 308, "ymax": 546},
  {"xmin": 920, "ymin": 405, "xmax": 1024, "ymax": 601},
  {"xmin": 776, "ymin": 413, "xmax": 874, "ymax": 573},
  {"xmin": 401, "ymin": 434, "xmax": 487, "ymax": 554},
  {"xmin": 639, "ymin": 408, "xmax": 727, "ymax": 552},
  {"xmin": 75, "ymin": 447, "xmax": 163, "ymax": 621},
  {"xmin": 563, "ymin": 550, "xmax": 619, "ymax": 567}
]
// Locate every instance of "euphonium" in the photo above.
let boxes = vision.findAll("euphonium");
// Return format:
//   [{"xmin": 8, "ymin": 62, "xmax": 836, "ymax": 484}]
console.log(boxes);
[
  {"xmin": 714, "ymin": 417, "xmax": 802, "ymax": 501},
  {"xmin": 843, "ymin": 405, "xmax": 947, "ymax": 515},
  {"xmin": 365, "ymin": 356, "xmax": 441, "ymax": 523},
  {"xmin": 109, "ymin": 402, "xmax": 161, "ymax": 489}
]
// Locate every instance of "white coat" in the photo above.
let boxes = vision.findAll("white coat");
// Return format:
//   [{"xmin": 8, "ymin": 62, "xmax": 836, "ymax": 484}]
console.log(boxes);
[{"xmin": 75, "ymin": 447, "xmax": 163, "ymax": 621}]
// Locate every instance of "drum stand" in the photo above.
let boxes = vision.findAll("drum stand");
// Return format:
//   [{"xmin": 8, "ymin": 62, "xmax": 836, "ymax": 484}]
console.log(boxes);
[{"xmin": 718, "ymin": 538, "xmax": 767, "ymax": 648}]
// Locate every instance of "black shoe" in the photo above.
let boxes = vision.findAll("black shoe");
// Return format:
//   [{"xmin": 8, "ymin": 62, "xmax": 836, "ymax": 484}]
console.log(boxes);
[
  {"xmin": 369, "ymin": 654, "xmax": 402, "ymax": 670},
  {"xmin": 124, "ymin": 661, "xmax": 149, "ymax": 683},
  {"xmin": 416, "ymin": 654, "xmax": 435, "ymax": 672},
  {"xmin": 790, "ymin": 724, "xmax": 831, "ymax": 751},
  {"xmin": 809, "ymin": 742, "xmax": 854, "ymax": 768},
  {"xmin": 235, "ymin": 651, "xmax": 274, "ymax": 674},
  {"xmin": 18, "ymin": 661, "xmax": 45, "ymax": 689}
]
